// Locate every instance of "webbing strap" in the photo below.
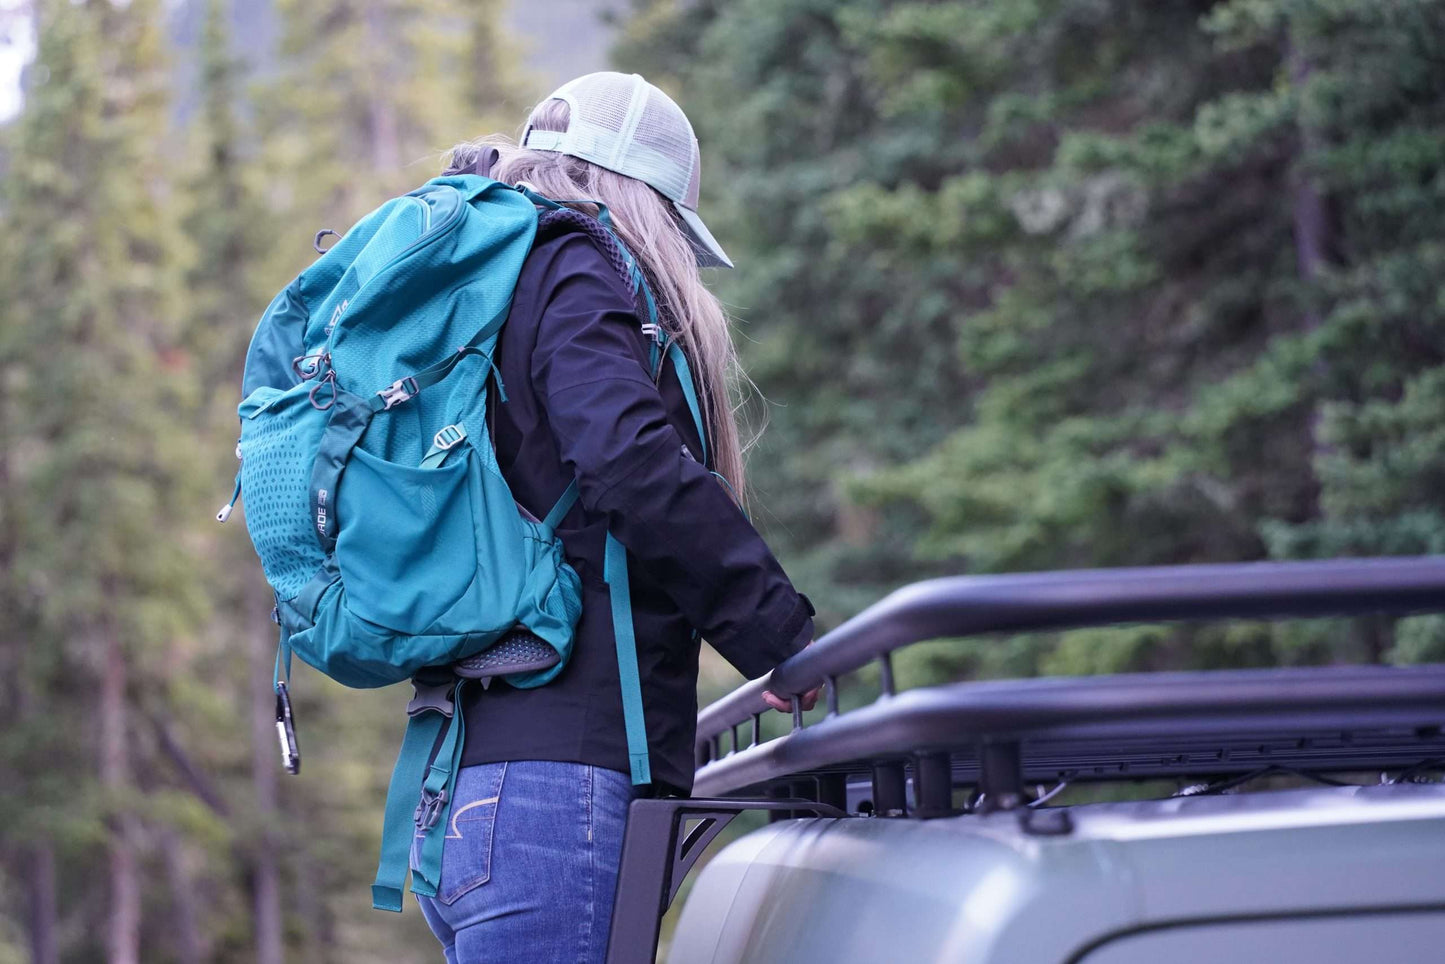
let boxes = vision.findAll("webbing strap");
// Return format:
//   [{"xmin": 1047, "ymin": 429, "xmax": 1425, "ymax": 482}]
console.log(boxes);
[
  {"xmin": 522, "ymin": 129, "xmax": 565, "ymax": 152},
  {"xmin": 666, "ymin": 342, "xmax": 707, "ymax": 466},
  {"xmin": 515, "ymin": 186, "xmax": 615, "ymax": 229},
  {"xmin": 365, "ymin": 299, "xmax": 513, "ymax": 414},
  {"xmin": 371, "ymin": 707, "xmax": 447, "ymax": 911},
  {"xmin": 411, "ymin": 680, "xmax": 468, "ymax": 899},
  {"xmin": 542, "ymin": 479, "xmax": 579, "ymax": 532},
  {"xmin": 624, "ymin": 253, "xmax": 706, "ymax": 467},
  {"xmin": 604, "ymin": 534, "xmax": 651, "ymax": 785},
  {"xmin": 420, "ymin": 424, "xmax": 468, "ymax": 469},
  {"xmin": 272, "ymin": 636, "xmax": 292, "ymax": 689}
]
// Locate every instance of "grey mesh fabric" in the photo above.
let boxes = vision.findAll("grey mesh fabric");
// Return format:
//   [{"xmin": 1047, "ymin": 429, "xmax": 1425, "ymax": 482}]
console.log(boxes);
[{"xmin": 522, "ymin": 72, "xmax": 733, "ymax": 269}]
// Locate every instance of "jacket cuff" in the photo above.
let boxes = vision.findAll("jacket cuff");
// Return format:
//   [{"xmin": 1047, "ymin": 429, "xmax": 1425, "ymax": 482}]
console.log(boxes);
[
  {"xmin": 782, "ymin": 593, "xmax": 816, "ymax": 658},
  {"xmin": 718, "ymin": 592, "xmax": 815, "ymax": 680}
]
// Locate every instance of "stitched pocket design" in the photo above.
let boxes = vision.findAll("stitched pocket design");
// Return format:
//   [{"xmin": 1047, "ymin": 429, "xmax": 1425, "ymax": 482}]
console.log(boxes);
[{"xmin": 419, "ymin": 762, "xmax": 506, "ymax": 905}]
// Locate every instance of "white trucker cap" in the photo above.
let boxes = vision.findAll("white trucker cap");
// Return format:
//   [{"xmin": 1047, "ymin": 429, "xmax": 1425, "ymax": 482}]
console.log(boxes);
[{"xmin": 521, "ymin": 72, "xmax": 732, "ymax": 269}]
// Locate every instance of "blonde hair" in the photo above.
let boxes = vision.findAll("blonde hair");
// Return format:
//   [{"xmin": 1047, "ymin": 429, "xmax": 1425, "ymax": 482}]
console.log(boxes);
[{"xmin": 446, "ymin": 98, "xmax": 750, "ymax": 503}]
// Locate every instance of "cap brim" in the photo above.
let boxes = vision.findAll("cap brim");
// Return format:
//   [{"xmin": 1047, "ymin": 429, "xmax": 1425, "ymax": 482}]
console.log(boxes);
[{"xmin": 674, "ymin": 202, "xmax": 733, "ymax": 269}]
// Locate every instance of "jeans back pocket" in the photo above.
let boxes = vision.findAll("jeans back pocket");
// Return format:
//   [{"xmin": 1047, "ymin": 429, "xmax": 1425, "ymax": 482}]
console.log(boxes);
[{"xmin": 413, "ymin": 762, "xmax": 506, "ymax": 905}]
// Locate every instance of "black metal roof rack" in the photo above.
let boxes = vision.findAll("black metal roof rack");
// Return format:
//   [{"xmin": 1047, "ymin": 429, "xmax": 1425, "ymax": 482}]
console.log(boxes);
[
  {"xmin": 692, "ymin": 555, "xmax": 1445, "ymax": 810},
  {"xmin": 607, "ymin": 555, "xmax": 1445, "ymax": 964}
]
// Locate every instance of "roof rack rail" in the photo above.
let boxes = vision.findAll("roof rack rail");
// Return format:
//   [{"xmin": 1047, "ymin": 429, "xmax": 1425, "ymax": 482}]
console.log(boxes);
[{"xmin": 693, "ymin": 555, "xmax": 1445, "ymax": 806}]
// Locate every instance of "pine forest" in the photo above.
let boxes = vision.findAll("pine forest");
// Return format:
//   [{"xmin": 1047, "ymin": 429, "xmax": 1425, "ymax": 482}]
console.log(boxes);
[{"xmin": 1, "ymin": 0, "xmax": 1443, "ymax": 960}]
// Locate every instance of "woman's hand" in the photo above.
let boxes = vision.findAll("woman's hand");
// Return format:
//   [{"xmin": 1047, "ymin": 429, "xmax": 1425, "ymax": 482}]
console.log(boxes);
[{"xmin": 762, "ymin": 641, "xmax": 821, "ymax": 713}]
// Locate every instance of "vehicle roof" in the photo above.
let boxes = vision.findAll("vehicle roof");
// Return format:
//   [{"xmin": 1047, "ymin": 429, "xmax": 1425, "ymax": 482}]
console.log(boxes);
[{"xmin": 668, "ymin": 784, "xmax": 1445, "ymax": 964}]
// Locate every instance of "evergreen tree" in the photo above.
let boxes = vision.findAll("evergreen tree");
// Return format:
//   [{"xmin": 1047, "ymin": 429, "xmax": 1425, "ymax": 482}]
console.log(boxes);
[
  {"xmin": 617, "ymin": 0, "xmax": 1445, "ymax": 679},
  {"xmin": 209, "ymin": 1, "xmax": 536, "ymax": 957},
  {"xmin": 259, "ymin": 0, "xmax": 525, "ymax": 242},
  {"xmin": 0, "ymin": 0, "xmax": 206, "ymax": 960}
]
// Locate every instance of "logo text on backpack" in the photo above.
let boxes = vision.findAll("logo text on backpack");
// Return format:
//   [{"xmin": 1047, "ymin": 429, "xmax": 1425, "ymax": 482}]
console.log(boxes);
[
  {"xmin": 316, "ymin": 489, "xmax": 328, "ymax": 535},
  {"xmin": 324, "ymin": 300, "xmax": 348, "ymax": 336}
]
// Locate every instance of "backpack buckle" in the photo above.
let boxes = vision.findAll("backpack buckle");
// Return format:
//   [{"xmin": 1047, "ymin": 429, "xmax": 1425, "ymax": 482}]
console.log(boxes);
[
  {"xmin": 406, "ymin": 681, "xmax": 455, "ymax": 719},
  {"xmin": 414, "ymin": 788, "xmax": 448, "ymax": 831},
  {"xmin": 432, "ymin": 424, "xmax": 466, "ymax": 451},
  {"xmin": 377, "ymin": 376, "xmax": 419, "ymax": 410}
]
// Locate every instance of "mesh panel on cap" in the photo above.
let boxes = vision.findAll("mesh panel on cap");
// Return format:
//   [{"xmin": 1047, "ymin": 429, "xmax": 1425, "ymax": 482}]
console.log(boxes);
[
  {"xmin": 532, "ymin": 72, "xmax": 724, "ymax": 264},
  {"xmin": 545, "ymin": 73, "xmax": 698, "ymax": 205},
  {"xmin": 626, "ymin": 91, "xmax": 696, "ymax": 204},
  {"xmin": 557, "ymin": 73, "xmax": 638, "ymax": 157}
]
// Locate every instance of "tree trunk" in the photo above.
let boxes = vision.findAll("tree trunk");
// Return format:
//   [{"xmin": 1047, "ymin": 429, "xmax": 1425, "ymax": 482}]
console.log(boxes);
[
  {"xmin": 364, "ymin": 2, "xmax": 400, "ymax": 177},
  {"xmin": 248, "ymin": 574, "xmax": 285, "ymax": 964},
  {"xmin": 1287, "ymin": 30, "xmax": 1336, "ymax": 524},
  {"xmin": 100, "ymin": 627, "xmax": 140, "ymax": 964},
  {"xmin": 28, "ymin": 843, "xmax": 58, "ymax": 964},
  {"xmin": 160, "ymin": 830, "xmax": 203, "ymax": 964},
  {"xmin": 1288, "ymin": 37, "xmax": 1331, "ymax": 324}
]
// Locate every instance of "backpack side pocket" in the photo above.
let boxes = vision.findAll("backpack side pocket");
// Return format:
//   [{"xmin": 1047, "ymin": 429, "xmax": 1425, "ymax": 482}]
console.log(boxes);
[
  {"xmin": 333, "ymin": 445, "xmax": 479, "ymax": 634},
  {"xmin": 238, "ymin": 384, "xmax": 331, "ymax": 600}
]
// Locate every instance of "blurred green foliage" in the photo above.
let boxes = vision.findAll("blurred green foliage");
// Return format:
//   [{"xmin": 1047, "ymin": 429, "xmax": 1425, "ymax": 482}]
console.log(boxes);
[
  {"xmin": 616, "ymin": 0, "xmax": 1445, "ymax": 689},
  {"xmin": 1, "ymin": 0, "xmax": 529, "ymax": 961},
  {"xmin": 1, "ymin": 0, "xmax": 1443, "ymax": 960}
]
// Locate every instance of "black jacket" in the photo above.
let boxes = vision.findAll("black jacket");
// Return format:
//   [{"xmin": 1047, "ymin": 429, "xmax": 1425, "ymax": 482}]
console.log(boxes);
[{"xmin": 459, "ymin": 209, "xmax": 813, "ymax": 792}]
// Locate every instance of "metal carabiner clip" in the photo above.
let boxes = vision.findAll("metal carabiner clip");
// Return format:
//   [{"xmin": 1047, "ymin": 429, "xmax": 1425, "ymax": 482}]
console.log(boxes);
[{"xmin": 275, "ymin": 680, "xmax": 301, "ymax": 775}]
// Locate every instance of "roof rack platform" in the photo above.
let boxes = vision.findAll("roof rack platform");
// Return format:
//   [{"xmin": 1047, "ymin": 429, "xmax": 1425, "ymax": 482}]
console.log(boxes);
[{"xmin": 693, "ymin": 556, "xmax": 1445, "ymax": 807}]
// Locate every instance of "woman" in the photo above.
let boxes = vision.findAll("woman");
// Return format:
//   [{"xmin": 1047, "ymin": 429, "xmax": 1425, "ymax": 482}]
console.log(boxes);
[{"xmin": 413, "ymin": 72, "xmax": 818, "ymax": 963}]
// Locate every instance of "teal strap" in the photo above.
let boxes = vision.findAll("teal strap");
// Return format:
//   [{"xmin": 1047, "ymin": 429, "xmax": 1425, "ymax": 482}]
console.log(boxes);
[
  {"xmin": 490, "ymin": 357, "xmax": 508, "ymax": 403},
  {"xmin": 637, "ymin": 269, "xmax": 660, "ymax": 329},
  {"xmin": 636, "ymin": 270, "xmax": 665, "ymax": 377},
  {"xmin": 420, "ymin": 424, "xmax": 468, "ymax": 469},
  {"xmin": 371, "ymin": 707, "xmax": 448, "ymax": 911},
  {"xmin": 515, "ymin": 186, "xmax": 615, "ymax": 229},
  {"xmin": 617, "ymin": 247, "xmax": 705, "ymax": 465},
  {"xmin": 271, "ymin": 636, "xmax": 292, "ymax": 689},
  {"xmin": 217, "ymin": 470, "xmax": 242, "ymax": 522},
  {"xmin": 666, "ymin": 342, "xmax": 707, "ymax": 466},
  {"xmin": 604, "ymin": 534, "xmax": 651, "ymax": 785},
  {"xmin": 369, "ymin": 346, "xmax": 477, "ymax": 415},
  {"xmin": 411, "ymin": 680, "xmax": 468, "ymax": 899},
  {"xmin": 365, "ymin": 299, "xmax": 513, "ymax": 416},
  {"xmin": 542, "ymin": 479, "xmax": 579, "ymax": 532}
]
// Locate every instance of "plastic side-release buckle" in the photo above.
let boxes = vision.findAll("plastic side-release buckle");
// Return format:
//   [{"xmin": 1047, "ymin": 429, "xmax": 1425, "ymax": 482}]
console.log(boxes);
[
  {"xmin": 414, "ymin": 787, "xmax": 448, "ymax": 831},
  {"xmin": 377, "ymin": 376, "xmax": 419, "ymax": 410},
  {"xmin": 407, "ymin": 681, "xmax": 456, "ymax": 719}
]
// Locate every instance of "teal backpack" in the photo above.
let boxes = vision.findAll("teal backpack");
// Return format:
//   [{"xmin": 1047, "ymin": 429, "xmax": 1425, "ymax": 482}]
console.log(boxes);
[{"xmin": 221, "ymin": 172, "xmax": 697, "ymax": 911}]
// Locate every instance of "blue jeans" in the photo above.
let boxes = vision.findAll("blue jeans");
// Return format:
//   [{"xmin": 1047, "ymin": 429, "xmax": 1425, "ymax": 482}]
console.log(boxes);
[{"xmin": 412, "ymin": 761, "xmax": 637, "ymax": 964}]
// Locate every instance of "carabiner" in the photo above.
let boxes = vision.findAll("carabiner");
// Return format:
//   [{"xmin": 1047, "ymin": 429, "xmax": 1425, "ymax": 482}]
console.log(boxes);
[{"xmin": 308, "ymin": 369, "xmax": 338, "ymax": 411}]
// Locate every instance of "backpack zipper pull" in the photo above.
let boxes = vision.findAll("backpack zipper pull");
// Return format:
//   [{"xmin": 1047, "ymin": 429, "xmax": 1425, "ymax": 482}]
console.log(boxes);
[{"xmin": 216, "ymin": 469, "xmax": 242, "ymax": 523}]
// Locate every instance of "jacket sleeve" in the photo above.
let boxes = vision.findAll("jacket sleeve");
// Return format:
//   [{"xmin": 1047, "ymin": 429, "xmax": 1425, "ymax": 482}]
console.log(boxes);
[{"xmin": 530, "ymin": 236, "xmax": 813, "ymax": 679}]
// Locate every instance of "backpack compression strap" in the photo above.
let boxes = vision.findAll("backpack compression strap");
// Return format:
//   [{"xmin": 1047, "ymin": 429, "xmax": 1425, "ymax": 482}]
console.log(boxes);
[
  {"xmin": 372, "ymin": 678, "xmax": 470, "ymax": 911},
  {"xmin": 540, "ymin": 479, "xmax": 652, "ymax": 786}
]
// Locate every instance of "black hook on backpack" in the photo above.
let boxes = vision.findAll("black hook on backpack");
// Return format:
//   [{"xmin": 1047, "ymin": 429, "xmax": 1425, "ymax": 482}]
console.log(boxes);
[{"xmin": 314, "ymin": 229, "xmax": 339, "ymax": 254}]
